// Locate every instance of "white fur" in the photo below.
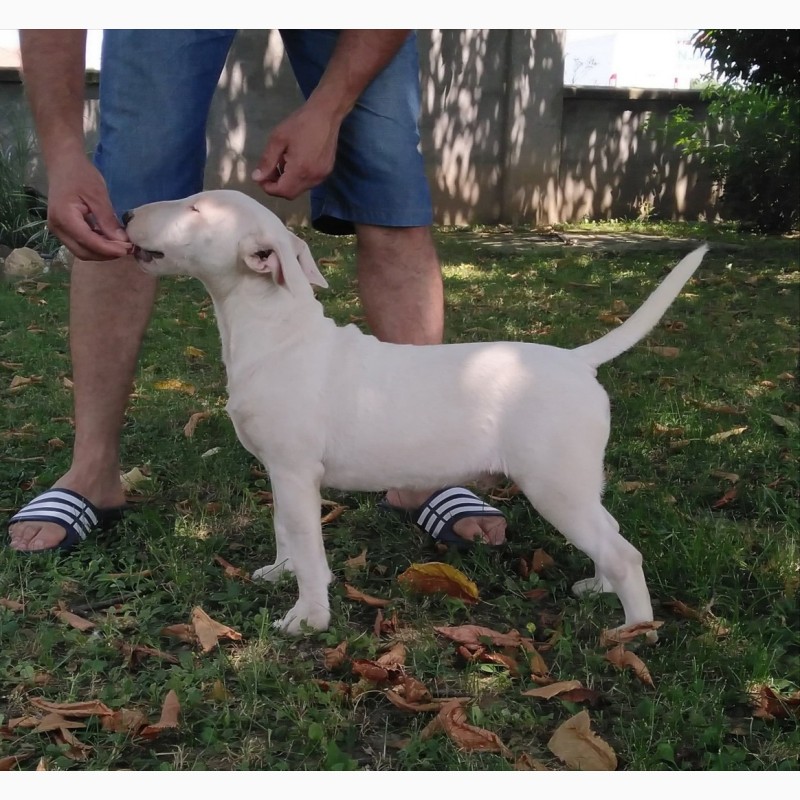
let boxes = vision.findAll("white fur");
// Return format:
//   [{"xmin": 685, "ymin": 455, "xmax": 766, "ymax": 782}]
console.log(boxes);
[{"xmin": 126, "ymin": 189, "xmax": 709, "ymax": 635}]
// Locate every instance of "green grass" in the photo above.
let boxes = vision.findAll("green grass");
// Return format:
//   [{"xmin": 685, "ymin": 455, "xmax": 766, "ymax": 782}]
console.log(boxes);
[{"xmin": 1, "ymin": 222, "xmax": 798, "ymax": 771}]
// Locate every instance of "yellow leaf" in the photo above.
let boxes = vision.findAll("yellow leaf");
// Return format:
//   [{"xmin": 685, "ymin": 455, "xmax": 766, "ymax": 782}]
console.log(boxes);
[
  {"xmin": 153, "ymin": 378, "xmax": 196, "ymax": 395},
  {"xmin": 344, "ymin": 583, "xmax": 390, "ymax": 608},
  {"xmin": 120, "ymin": 466, "xmax": 151, "ymax": 493},
  {"xmin": 547, "ymin": 710, "xmax": 617, "ymax": 770},
  {"xmin": 344, "ymin": 549, "xmax": 367, "ymax": 569},
  {"xmin": 184, "ymin": 346, "xmax": 205, "ymax": 359},
  {"xmin": 398, "ymin": 562, "xmax": 479, "ymax": 603},
  {"xmin": 649, "ymin": 346, "xmax": 680, "ymax": 359}
]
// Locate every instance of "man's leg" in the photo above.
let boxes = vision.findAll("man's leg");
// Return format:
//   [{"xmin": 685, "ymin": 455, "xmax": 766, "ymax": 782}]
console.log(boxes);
[
  {"xmin": 355, "ymin": 223, "xmax": 506, "ymax": 545},
  {"xmin": 282, "ymin": 29, "xmax": 507, "ymax": 545},
  {"xmin": 9, "ymin": 29, "xmax": 236, "ymax": 551},
  {"xmin": 9, "ymin": 258, "xmax": 156, "ymax": 550}
]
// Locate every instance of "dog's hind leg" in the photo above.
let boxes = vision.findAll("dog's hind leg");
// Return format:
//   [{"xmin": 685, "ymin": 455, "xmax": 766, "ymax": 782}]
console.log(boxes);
[
  {"xmin": 519, "ymin": 478, "xmax": 654, "ymax": 629},
  {"xmin": 257, "ymin": 466, "xmax": 333, "ymax": 634},
  {"xmin": 252, "ymin": 518, "xmax": 295, "ymax": 583}
]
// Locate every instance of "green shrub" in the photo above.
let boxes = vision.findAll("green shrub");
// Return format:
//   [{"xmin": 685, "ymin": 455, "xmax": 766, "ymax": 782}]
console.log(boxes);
[{"xmin": 0, "ymin": 120, "xmax": 59, "ymax": 254}]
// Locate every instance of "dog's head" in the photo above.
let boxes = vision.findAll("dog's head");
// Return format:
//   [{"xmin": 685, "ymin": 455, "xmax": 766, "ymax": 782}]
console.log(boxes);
[{"xmin": 124, "ymin": 189, "xmax": 328, "ymax": 295}]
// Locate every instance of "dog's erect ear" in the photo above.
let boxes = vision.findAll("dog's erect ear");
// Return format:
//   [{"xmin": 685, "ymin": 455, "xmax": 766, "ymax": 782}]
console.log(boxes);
[{"xmin": 239, "ymin": 233, "xmax": 328, "ymax": 294}]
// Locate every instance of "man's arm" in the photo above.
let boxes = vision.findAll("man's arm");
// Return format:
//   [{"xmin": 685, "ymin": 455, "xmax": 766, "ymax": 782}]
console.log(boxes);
[
  {"xmin": 19, "ymin": 30, "xmax": 130, "ymax": 259},
  {"xmin": 253, "ymin": 30, "xmax": 411, "ymax": 199}
]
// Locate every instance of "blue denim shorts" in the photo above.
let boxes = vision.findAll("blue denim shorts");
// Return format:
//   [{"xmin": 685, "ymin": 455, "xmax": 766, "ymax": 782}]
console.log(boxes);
[{"xmin": 94, "ymin": 30, "xmax": 432, "ymax": 234}]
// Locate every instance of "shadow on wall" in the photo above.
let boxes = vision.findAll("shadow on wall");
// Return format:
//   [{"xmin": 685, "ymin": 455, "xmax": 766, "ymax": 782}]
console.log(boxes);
[{"xmin": 558, "ymin": 88, "xmax": 720, "ymax": 222}]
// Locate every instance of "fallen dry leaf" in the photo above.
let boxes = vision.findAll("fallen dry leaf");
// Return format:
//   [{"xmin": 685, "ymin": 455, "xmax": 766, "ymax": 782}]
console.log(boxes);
[
  {"xmin": 321, "ymin": 504, "xmax": 348, "ymax": 525},
  {"xmin": 191, "ymin": 606, "xmax": 243, "ymax": 653},
  {"xmin": 547, "ymin": 709, "xmax": 617, "ymax": 770},
  {"xmin": 531, "ymin": 548, "xmax": 555, "ymax": 574},
  {"xmin": 373, "ymin": 608, "xmax": 401, "ymax": 637},
  {"xmin": 31, "ymin": 714, "xmax": 86, "ymax": 734},
  {"xmin": 54, "ymin": 728, "xmax": 92, "ymax": 761},
  {"xmin": 599, "ymin": 620, "xmax": 663, "ymax": 647},
  {"xmin": 749, "ymin": 684, "xmax": 800, "ymax": 720},
  {"xmin": 434, "ymin": 624, "xmax": 530, "ymax": 649},
  {"xmin": 324, "ymin": 641, "xmax": 349, "ymax": 670},
  {"xmin": 652, "ymin": 422, "xmax": 686, "ymax": 437},
  {"xmin": 213, "ymin": 555, "xmax": 252, "ymax": 582},
  {"xmin": 514, "ymin": 753, "xmax": 550, "ymax": 770},
  {"xmin": 769, "ymin": 414, "xmax": 799, "ymax": 434},
  {"xmin": 422, "ymin": 700, "xmax": 511, "ymax": 758},
  {"xmin": 712, "ymin": 484, "xmax": 740, "ymax": 508},
  {"xmin": 376, "ymin": 642, "xmax": 407, "ymax": 668},
  {"xmin": 604, "ymin": 645, "xmax": 654, "ymax": 687},
  {"xmin": 618, "ymin": 481, "xmax": 655, "ymax": 493},
  {"xmin": 101, "ymin": 708, "xmax": 149, "ymax": 734},
  {"xmin": 559, "ymin": 687, "xmax": 605, "ymax": 706},
  {"xmin": 138, "ymin": 690, "xmax": 181, "ymax": 739},
  {"xmin": 183, "ymin": 411, "xmax": 211, "ymax": 438},
  {"xmin": 344, "ymin": 583, "xmax": 390, "ymax": 608},
  {"xmin": 398, "ymin": 562, "xmax": 479, "ymax": 603},
  {"xmin": 350, "ymin": 659, "xmax": 400, "ymax": 685},
  {"xmin": 160, "ymin": 622, "xmax": 198, "ymax": 645},
  {"xmin": 114, "ymin": 640, "xmax": 180, "ymax": 666},
  {"xmin": 707, "ymin": 426, "xmax": 748, "ymax": 444},
  {"xmin": 649, "ymin": 346, "xmax": 680, "ymax": 359},
  {"xmin": 344, "ymin": 549, "xmax": 368, "ymax": 569},
  {"xmin": 184, "ymin": 345, "xmax": 205, "ymax": 359},
  {"xmin": 29, "ymin": 699, "xmax": 113, "ymax": 718},
  {"xmin": 0, "ymin": 598, "xmax": 24, "ymax": 612},
  {"xmin": 522, "ymin": 680, "xmax": 583, "ymax": 699},
  {"xmin": 0, "ymin": 755, "xmax": 28, "ymax": 771},
  {"xmin": 120, "ymin": 465, "xmax": 151, "ymax": 493},
  {"xmin": 51, "ymin": 607, "xmax": 94, "ymax": 632},
  {"xmin": 153, "ymin": 378, "xmax": 196, "ymax": 395}
]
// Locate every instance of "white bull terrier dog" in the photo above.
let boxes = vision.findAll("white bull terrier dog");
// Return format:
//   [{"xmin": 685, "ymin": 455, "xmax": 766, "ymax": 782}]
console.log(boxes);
[{"xmin": 125, "ymin": 189, "xmax": 708, "ymax": 635}]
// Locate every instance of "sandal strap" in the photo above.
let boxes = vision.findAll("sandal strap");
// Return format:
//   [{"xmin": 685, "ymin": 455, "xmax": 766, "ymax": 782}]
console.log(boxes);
[
  {"xmin": 415, "ymin": 487, "xmax": 502, "ymax": 541},
  {"xmin": 9, "ymin": 488, "xmax": 100, "ymax": 543}
]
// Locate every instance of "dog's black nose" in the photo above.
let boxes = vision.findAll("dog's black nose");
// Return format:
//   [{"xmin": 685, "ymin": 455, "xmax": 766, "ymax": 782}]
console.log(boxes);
[{"xmin": 121, "ymin": 210, "xmax": 134, "ymax": 226}]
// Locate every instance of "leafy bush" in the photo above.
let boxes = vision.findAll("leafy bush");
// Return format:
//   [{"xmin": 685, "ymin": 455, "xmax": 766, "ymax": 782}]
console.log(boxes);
[
  {"xmin": 0, "ymin": 119, "xmax": 59, "ymax": 254},
  {"xmin": 663, "ymin": 86, "xmax": 799, "ymax": 233}
]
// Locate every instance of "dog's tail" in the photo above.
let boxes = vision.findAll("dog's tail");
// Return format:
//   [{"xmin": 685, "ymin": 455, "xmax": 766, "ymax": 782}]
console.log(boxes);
[{"xmin": 573, "ymin": 244, "xmax": 709, "ymax": 369}]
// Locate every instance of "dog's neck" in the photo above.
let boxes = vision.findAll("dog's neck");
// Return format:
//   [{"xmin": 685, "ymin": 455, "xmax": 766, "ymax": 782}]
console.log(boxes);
[{"xmin": 202, "ymin": 271, "xmax": 329, "ymax": 373}]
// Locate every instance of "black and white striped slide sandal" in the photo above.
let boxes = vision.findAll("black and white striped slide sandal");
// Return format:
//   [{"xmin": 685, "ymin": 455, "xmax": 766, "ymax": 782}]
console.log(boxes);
[
  {"xmin": 7, "ymin": 488, "xmax": 127, "ymax": 554},
  {"xmin": 380, "ymin": 486, "xmax": 505, "ymax": 550}
]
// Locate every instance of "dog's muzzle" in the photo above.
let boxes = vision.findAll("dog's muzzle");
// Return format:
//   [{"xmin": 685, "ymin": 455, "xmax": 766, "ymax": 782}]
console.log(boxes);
[{"xmin": 131, "ymin": 245, "xmax": 164, "ymax": 263}]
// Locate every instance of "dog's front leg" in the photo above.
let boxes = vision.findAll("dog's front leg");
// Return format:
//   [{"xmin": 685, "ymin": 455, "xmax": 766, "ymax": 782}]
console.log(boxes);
[{"xmin": 264, "ymin": 466, "xmax": 333, "ymax": 635}]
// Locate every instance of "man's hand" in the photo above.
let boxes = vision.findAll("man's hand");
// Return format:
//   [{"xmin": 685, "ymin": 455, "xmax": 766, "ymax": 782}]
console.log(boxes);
[
  {"xmin": 252, "ymin": 100, "xmax": 340, "ymax": 200},
  {"xmin": 46, "ymin": 155, "xmax": 132, "ymax": 261}
]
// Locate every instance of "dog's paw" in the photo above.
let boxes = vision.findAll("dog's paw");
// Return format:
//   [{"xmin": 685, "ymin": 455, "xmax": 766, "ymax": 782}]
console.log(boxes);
[
  {"xmin": 572, "ymin": 575, "xmax": 614, "ymax": 596},
  {"xmin": 274, "ymin": 600, "xmax": 331, "ymax": 635},
  {"xmin": 252, "ymin": 560, "xmax": 294, "ymax": 583}
]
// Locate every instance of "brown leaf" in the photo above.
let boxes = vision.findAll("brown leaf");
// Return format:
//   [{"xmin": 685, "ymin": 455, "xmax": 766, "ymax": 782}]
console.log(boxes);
[
  {"xmin": 749, "ymin": 684, "xmax": 800, "ymax": 720},
  {"xmin": 160, "ymin": 623, "xmax": 198, "ymax": 644},
  {"xmin": 375, "ymin": 642, "xmax": 407, "ymax": 669},
  {"xmin": 398, "ymin": 562, "xmax": 479, "ymax": 603},
  {"xmin": 422, "ymin": 700, "xmax": 512, "ymax": 757},
  {"xmin": 547, "ymin": 710, "xmax": 618, "ymax": 770},
  {"xmin": 54, "ymin": 728, "xmax": 92, "ymax": 761},
  {"xmin": 344, "ymin": 548, "xmax": 368, "ymax": 569},
  {"xmin": 36, "ymin": 758, "xmax": 48, "ymax": 771},
  {"xmin": 605, "ymin": 645, "xmax": 654, "ymax": 687},
  {"xmin": 618, "ymin": 481, "xmax": 656, "ymax": 493},
  {"xmin": 0, "ymin": 598, "xmax": 24, "ymax": 612},
  {"xmin": 0, "ymin": 755, "xmax": 28, "ymax": 771},
  {"xmin": 712, "ymin": 484, "xmax": 740, "ymax": 508},
  {"xmin": 649, "ymin": 346, "xmax": 680, "ymax": 359},
  {"xmin": 435, "ymin": 624, "xmax": 529, "ymax": 649},
  {"xmin": 213, "ymin": 555, "xmax": 252, "ymax": 582},
  {"xmin": 599, "ymin": 620, "xmax": 663, "ymax": 646},
  {"xmin": 101, "ymin": 708, "xmax": 149, "ymax": 734},
  {"xmin": 514, "ymin": 753, "xmax": 550, "ymax": 770},
  {"xmin": 350, "ymin": 659, "xmax": 397, "ymax": 685},
  {"xmin": 559, "ymin": 687, "xmax": 605, "ymax": 706},
  {"xmin": 531, "ymin": 548, "xmax": 555, "ymax": 574},
  {"xmin": 321, "ymin": 504, "xmax": 347, "ymax": 525},
  {"xmin": 373, "ymin": 608, "xmax": 402, "ymax": 637},
  {"xmin": 191, "ymin": 606, "xmax": 243, "ymax": 653},
  {"xmin": 652, "ymin": 422, "xmax": 686, "ymax": 437},
  {"xmin": 523, "ymin": 588, "xmax": 549, "ymax": 601},
  {"xmin": 114, "ymin": 640, "xmax": 180, "ymax": 666},
  {"xmin": 323, "ymin": 641, "xmax": 349, "ymax": 670},
  {"xmin": 138, "ymin": 690, "xmax": 181, "ymax": 739},
  {"xmin": 522, "ymin": 680, "xmax": 583, "ymax": 699},
  {"xmin": 183, "ymin": 411, "xmax": 211, "ymax": 438},
  {"xmin": 29, "ymin": 699, "xmax": 114, "ymax": 718},
  {"xmin": 343, "ymin": 583, "xmax": 390, "ymax": 608},
  {"xmin": 51, "ymin": 607, "xmax": 94, "ymax": 632},
  {"xmin": 32, "ymin": 714, "xmax": 86, "ymax": 734}
]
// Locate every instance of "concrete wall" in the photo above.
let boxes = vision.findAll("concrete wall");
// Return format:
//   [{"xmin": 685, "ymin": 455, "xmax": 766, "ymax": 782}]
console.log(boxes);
[{"xmin": 0, "ymin": 30, "xmax": 719, "ymax": 228}]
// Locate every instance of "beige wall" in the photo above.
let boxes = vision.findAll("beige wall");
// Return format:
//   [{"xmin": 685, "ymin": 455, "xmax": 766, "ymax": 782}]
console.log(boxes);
[{"xmin": 0, "ymin": 30, "xmax": 718, "ymax": 227}]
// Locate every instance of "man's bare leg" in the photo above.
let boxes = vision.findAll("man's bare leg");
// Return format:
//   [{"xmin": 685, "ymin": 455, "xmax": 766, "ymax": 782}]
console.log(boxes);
[
  {"xmin": 355, "ymin": 223, "xmax": 507, "ymax": 546},
  {"xmin": 9, "ymin": 255, "xmax": 157, "ymax": 551}
]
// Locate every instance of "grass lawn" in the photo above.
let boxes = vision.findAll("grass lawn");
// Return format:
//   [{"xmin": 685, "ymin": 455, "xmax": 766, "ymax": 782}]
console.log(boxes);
[{"xmin": 0, "ymin": 221, "xmax": 798, "ymax": 772}]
